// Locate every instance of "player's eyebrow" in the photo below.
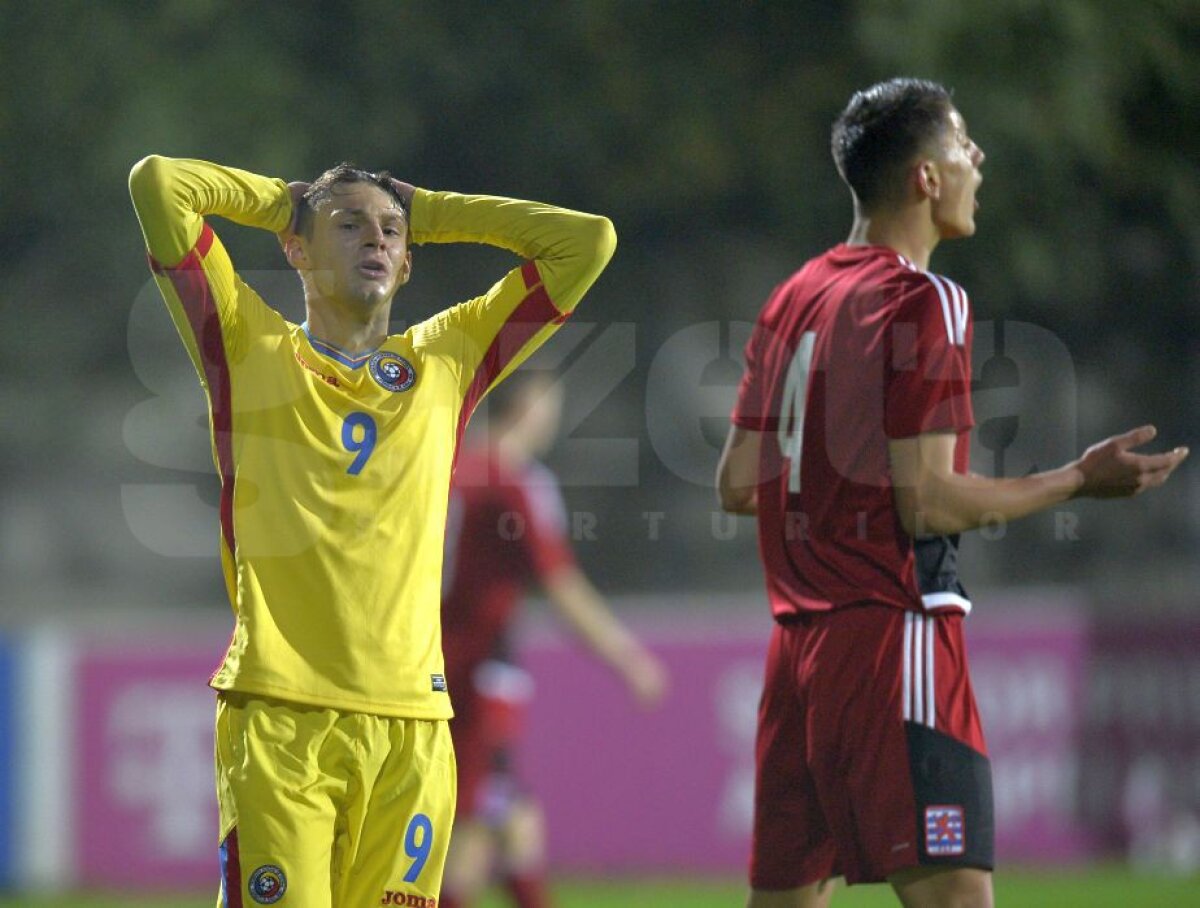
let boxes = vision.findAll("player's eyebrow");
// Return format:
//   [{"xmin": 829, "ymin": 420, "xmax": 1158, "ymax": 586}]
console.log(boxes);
[{"xmin": 330, "ymin": 207, "xmax": 405, "ymax": 219}]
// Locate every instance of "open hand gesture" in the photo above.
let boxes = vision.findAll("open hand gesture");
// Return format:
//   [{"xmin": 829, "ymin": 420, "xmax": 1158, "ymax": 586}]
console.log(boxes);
[{"xmin": 1073, "ymin": 425, "xmax": 1188, "ymax": 499}]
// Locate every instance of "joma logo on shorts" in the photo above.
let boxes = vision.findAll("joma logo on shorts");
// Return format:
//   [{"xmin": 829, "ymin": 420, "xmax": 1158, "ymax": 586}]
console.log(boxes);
[{"xmin": 380, "ymin": 892, "xmax": 436, "ymax": 907}]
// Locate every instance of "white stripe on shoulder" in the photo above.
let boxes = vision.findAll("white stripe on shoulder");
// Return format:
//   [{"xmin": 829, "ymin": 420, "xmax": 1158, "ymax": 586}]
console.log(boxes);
[
  {"xmin": 520, "ymin": 460, "xmax": 569, "ymax": 533},
  {"xmin": 924, "ymin": 272, "xmax": 957, "ymax": 346},
  {"xmin": 933, "ymin": 272, "xmax": 969, "ymax": 346},
  {"xmin": 947, "ymin": 276, "xmax": 969, "ymax": 346}
]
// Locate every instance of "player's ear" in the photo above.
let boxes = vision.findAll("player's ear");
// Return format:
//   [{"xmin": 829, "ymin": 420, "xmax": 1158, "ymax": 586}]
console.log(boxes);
[
  {"xmin": 916, "ymin": 160, "xmax": 941, "ymax": 201},
  {"xmin": 284, "ymin": 235, "xmax": 310, "ymax": 271},
  {"xmin": 396, "ymin": 249, "xmax": 413, "ymax": 288}
]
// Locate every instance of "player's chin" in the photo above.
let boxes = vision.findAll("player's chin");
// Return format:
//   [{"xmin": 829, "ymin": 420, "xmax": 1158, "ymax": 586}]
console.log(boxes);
[
  {"xmin": 942, "ymin": 215, "xmax": 977, "ymax": 240},
  {"xmin": 348, "ymin": 278, "xmax": 396, "ymax": 307}
]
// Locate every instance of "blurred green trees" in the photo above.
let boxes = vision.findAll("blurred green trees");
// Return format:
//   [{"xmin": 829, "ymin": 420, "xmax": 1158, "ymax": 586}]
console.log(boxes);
[
  {"xmin": 0, "ymin": 1, "xmax": 1194, "ymax": 594},
  {"xmin": 2, "ymin": 1, "xmax": 1194, "ymax": 348}
]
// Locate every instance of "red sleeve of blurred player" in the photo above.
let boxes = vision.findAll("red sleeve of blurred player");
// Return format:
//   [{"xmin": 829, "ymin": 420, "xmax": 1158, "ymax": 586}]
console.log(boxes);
[
  {"xmin": 512, "ymin": 460, "xmax": 577, "ymax": 581},
  {"xmin": 441, "ymin": 451, "xmax": 576, "ymax": 691}
]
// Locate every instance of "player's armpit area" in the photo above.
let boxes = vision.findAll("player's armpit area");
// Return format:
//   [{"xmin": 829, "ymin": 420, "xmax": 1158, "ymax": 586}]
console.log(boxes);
[{"xmin": 717, "ymin": 424, "xmax": 761, "ymax": 515}]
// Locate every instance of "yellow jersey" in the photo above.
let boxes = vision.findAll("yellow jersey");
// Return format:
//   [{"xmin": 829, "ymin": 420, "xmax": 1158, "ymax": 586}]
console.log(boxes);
[{"xmin": 128, "ymin": 156, "xmax": 616, "ymax": 719}]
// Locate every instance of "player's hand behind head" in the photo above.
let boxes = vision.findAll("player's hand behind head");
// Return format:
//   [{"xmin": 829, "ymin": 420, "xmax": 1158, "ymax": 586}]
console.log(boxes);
[
  {"xmin": 1072, "ymin": 425, "xmax": 1189, "ymax": 499},
  {"xmin": 277, "ymin": 181, "xmax": 310, "ymax": 248},
  {"xmin": 388, "ymin": 177, "xmax": 416, "ymax": 209}
]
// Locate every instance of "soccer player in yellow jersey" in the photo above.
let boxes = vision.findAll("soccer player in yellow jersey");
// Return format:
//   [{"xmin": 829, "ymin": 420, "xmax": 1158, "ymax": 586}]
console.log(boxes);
[{"xmin": 128, "ymin": 155, "xmax": 616, "ymax": 908}]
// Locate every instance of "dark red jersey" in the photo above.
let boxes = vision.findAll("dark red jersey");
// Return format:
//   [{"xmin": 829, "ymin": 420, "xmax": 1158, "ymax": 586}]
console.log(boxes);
[
  {"xmin": 441, "ymin": 447, "xmax": 575, "ymax": 696},
  {"xmin": 732, "ymin": 244, "xmax": 974, "ymax": 618}
]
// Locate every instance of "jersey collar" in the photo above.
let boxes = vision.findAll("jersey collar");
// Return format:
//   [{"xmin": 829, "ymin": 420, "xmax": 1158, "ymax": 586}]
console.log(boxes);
[{"xmin": 301, "ymin": 321, "xmax": 378, "ymax": 370}]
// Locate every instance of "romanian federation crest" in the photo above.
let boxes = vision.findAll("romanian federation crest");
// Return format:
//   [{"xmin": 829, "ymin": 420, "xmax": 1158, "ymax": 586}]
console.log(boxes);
[
  {"xmin": 248, "ymin": 864, "xmax": 287, "ymax": 904},
  {"xmin": 369, "ymin": 351, "xmax": 417, "ymax": 392}
]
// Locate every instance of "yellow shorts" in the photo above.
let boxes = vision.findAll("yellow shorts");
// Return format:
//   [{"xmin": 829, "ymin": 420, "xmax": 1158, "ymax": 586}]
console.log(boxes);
[{"xmin": 214, "ymin": 692, "xmax": 456, "ymax": 908}]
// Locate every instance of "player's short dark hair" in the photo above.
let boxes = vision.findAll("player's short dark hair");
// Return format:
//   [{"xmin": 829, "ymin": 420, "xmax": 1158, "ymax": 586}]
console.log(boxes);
[
  {"xmin": 295, "ymin": 162, "xmax": 408, "ymax": 237},
  {"xmin": 831, "ymin": 78, "xmax": 955, "ymax": 211}
]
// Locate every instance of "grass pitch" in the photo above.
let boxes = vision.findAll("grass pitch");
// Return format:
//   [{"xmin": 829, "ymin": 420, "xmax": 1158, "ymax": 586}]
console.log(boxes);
[{"xmin": 0, "ymin": 868, "xmax": 1197, "ymax": 907}]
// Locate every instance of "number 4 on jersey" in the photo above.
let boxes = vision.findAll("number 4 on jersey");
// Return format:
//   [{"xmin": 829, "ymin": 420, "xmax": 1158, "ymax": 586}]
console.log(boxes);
[{"xmin": 777, "ymin": 331, "xmax": 816, "ymax": 493}]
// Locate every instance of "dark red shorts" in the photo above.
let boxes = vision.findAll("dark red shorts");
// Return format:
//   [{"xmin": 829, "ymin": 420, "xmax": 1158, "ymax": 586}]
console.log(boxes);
[
  {"xmin": 450, "ymin": 662, "xmax": 532, "ymax": 819},
  {"xmin": 751, "ymin": 605, "xmax": 994, "ymax": 888}
]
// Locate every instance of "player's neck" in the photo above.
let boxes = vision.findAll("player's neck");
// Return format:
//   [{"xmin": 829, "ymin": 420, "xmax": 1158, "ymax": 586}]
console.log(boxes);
[
  {"xmin": 845, "ymin": 208, "xmax": 938, "ymax": 271},
  {"xmin": 304, "ymin": 299, "xmax": 391, "ymax": 356}
]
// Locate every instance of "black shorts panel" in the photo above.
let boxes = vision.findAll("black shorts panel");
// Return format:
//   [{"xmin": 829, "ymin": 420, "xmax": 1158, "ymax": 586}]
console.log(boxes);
[{"xmin": 906, "ymin": 721, "xmax": 995, "ymax": 871}]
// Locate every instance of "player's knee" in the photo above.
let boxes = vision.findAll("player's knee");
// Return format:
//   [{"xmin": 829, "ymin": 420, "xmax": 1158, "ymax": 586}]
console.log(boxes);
[
  {"xmin": 747, "ymin": 880, "xmax": 835, "ymax": 908},
  {"xmin": 501, "ymin": 800, "xmax": 547, "ymax": 869},
  {"xmin": 889, "ymin": 866, "xmax": 993, "ymax": 908},
  {"xmin": 443, "ymin": 823, "xmax": 494, "ymax": 894}
]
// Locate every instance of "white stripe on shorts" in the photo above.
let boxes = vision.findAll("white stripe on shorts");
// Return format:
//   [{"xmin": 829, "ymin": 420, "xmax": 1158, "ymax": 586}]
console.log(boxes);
[
  {"xmin": 903, "ymin": 613, "xmax": 936, "ymax": 729},
  {"xmin": 902, "ymin": 612, "xmax": 914, "ymax": 724}
]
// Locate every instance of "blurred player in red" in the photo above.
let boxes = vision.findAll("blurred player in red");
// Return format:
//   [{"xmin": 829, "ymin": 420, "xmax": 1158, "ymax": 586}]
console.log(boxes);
[
  {"xmin": 439, "ymin": 371, "xmax": 668, "ymax": 908},
  {"xmin": 718, "ymin": 78, "xmax": 1189, "ymax": 908}
]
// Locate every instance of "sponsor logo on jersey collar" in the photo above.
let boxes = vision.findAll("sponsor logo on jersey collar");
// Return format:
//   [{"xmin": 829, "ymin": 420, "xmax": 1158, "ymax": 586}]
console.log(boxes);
[
  {"xmin": 294, "ymin": 350, "xmax": 341, "ymax": 387},
  {"xmin": 370, "ymin": 351, "xmax": 417, "ymax": 392}
]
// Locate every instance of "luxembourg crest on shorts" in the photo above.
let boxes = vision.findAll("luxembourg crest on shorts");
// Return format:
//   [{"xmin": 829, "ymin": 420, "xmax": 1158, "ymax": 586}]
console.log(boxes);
[
  {"xmin": 248, "ymin": 864, "xmax": 287, "ymax": 904},
  {"xmin": 369, "ymin": 351, "xmax": 416, "ymax": 392},
  {"xmin": 925, "ymin": 805, "xmax": 965, "ymax": 856}
]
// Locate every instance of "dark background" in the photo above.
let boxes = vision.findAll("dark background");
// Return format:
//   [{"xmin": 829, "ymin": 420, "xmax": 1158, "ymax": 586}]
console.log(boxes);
[{"xmin": 0, "ymin": 1, "xmax": 1196, "ymax": 618}]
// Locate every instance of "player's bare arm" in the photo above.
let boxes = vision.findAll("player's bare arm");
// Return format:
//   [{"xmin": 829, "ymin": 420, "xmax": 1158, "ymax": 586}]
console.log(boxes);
[
  {"xmin": 717, "ymin": 424, "xmax": 762, "ymax": 515},
  {"xmin": 889, "ymin": 425, "xmax": 1189, "ymax": 536},
  {"xmin": 542, "ymin": 567, "xmax": 668, "ymax": 707}
]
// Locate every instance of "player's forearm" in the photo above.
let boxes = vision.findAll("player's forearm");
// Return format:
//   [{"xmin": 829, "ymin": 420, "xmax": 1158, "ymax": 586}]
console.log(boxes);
[
  {"xmin": 409, "ymin": 190, "xmax": 616, "ymax": 312},
  {"xmin": 716, "ymin": 425, "xmax": 761, "ymax": 514},
  {"xmin": 129, "ymin": 156, "xmax": 292, "ymax": 267},
  {"xmin": 546, "ymin": 569, "xmax": 643, "ymax": 669},
  {"xmin": 897, "ymin": 465, "xmax": 1083, "ymax": 536},
  {"xmin": 716, "ymin": 460, "xmax": 758, "ymax": 514},
  {"xmin": 718, "ymin": 488, "xmax": 758, "ymax": 515}
]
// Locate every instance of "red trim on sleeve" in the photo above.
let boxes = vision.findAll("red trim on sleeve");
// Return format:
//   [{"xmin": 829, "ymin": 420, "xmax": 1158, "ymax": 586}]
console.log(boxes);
[
  {"xmin": 454, "ymin": 284, "xmax": 565, "ymax": 459},
  {"xmin": 148, "ymin": 222, "xmax": 215, "ymax": 274},
  {"xmin": 520, "ymin": 260, "xmax": 541, "ymax": 289},
  {"xmin": 159, "ymin": 224, "xmax": 237, "ymax": 556},
  {"xmin": 221, "ymin": 827, "xmax": 243, "ymax": 908},
  {"xmin": 517, "ymin": 470, "xmax": 577, "ymax": 579}
]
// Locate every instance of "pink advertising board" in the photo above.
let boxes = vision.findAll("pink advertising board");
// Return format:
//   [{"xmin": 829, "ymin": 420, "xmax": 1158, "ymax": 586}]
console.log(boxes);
[
  {"xmin": 68, "ymin": 597, "xmax": 1190, "ymax": 888},
  {"xmin": 516, "ymin": 622, "xmax": 768, "ymax": 875},
  {"xmin": 516, "ymin": 601, "xmax": 1094, "ymax": 874},
  {"xmin": 75, "ymin": 637, "xmax": 226, "ymax": 888}
]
